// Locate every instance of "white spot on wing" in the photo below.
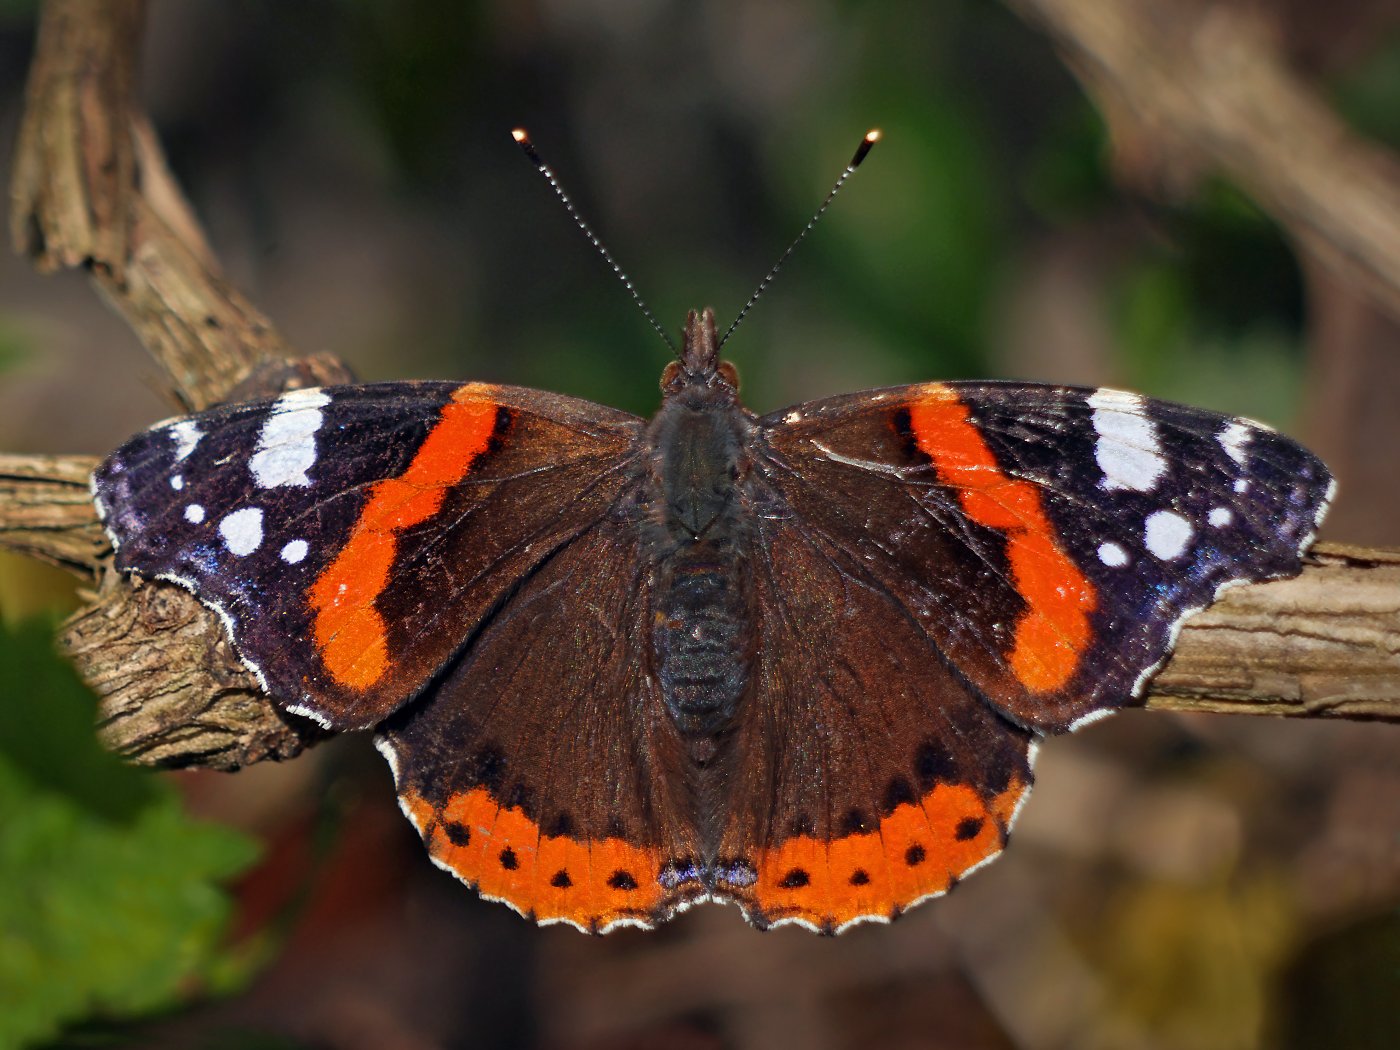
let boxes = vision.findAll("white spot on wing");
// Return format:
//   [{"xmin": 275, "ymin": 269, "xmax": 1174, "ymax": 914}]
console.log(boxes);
[
  {"xmin": 1087, "ymin": 389, "xmax": 1166, "ymax": 492},
  {"xmin": 1233, "ymin": 478, "xmax": 1249, "ymax": 493},
  {"xmin": 1144, "ymin": 509, "xmax": 1193, "ymax": 561},
  {"xmin": 1097, "ymin": 541, "xmax": 1129, "ymax": 567},
  {"xmin": 1208, "ymin": 507, "xmax": 1233, "ymax": 527},
  {"xmin": 1218, "ymin": 420, "xmax": 1252, "ymax": 466},
  {"xmin": 219, "ymin": 507, "xmax": 264, "ymax": 556},
  {"xmin": 249, "ymin": 389, "xmax": 332, "ymax": 488},
  {"xmin": 184, "ymin": 504, "xmax": 205, "ymax": 524},
  {"xmin": 167, "ymin": 420, "xmax": 203, "ymax": 462},
  {"xmin": 280, "ymin": 538, "xmax": 309, "ymax": 564},
  {"xmin": 170, "ymin": 474, "xmax": 184, "ymax": 490}
]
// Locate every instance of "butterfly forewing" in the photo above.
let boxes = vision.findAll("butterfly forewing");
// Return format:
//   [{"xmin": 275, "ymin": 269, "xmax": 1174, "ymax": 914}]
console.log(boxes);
[
  {"xmin": 756, "ymin": 382, "xmax": 1333, "ymax": 732},
  {"xmin": 93, "ymin": 382, "xmax": 645, "ymax": 729}
]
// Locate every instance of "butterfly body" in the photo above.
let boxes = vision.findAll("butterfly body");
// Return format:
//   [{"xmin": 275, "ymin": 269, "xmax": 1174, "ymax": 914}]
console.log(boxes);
[
  {"xmin": 644, "ymin": 313, "xmax": 757, "ymax": 740},
  {"xmin": 93, "ymin": 307, "xmax": 1333, "ymax": 932}
]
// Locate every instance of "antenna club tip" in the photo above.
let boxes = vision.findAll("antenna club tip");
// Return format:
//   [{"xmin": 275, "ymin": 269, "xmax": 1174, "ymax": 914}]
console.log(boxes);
[
  {"xmin": 511, "ymin": 128, "xmax": 529, "ymax": 144},
  {"xmin": 850, "ymin": 128, "xmax": 881, "ymax": 168}
]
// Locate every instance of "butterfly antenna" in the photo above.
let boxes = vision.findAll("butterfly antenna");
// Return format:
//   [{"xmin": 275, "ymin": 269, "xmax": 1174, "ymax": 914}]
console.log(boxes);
[
  {"xmin": 720, "ymin": 129, "xmax": 881, "ymax": 349},
  {"xmin": 512, "ymin": 128, "xmax": 677, "ymax": 354}
]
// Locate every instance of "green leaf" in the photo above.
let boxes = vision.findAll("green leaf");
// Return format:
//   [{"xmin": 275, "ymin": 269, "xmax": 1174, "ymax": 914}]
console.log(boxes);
[{"xmin": 0, "ymin": 620, "xmax": 259, "ymax": 1049}]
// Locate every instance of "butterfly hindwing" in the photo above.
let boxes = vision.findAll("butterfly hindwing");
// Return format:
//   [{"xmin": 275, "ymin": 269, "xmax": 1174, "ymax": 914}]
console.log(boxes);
[
  {"xmin": 93, "ymin": 382, "xmax": 645, "ymax": 729},
  {"xmin": 378, "ymin": 516, "xmax": 703, "ymax": 932},
  {"xmin": 756, "ymin": 382, "xmax": 1334, "ymax": 731},
  {"xmin": 712, "ymin": 511, "xmax": 1035, "ymax": 931}
]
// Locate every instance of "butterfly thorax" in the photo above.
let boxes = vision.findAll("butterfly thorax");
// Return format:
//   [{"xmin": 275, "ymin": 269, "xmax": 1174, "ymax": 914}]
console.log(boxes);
[{"xmin": 645, "ymin": 309, "xmax": 756, "ymax": 740}]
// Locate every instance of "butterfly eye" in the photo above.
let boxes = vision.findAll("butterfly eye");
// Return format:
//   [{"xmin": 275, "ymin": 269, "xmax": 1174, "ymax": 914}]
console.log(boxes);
[
  {"xmin": 660, "ymin": 361, "xmax": 684, "ymax": 393},
  {"xmin": 718, "ymin": 362, "xmax": 740, "ymax": 390}
]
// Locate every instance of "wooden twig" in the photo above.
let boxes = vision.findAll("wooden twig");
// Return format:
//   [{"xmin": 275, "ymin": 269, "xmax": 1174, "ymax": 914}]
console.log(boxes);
[
  {"xmin": 4, "ymin": 0, "xmax": 1398, "ymax": 771},
  {"xmin": 1147, "ymin": 544, "xmax": 1400, "ymax": 720},
  {"xmin": 0, "ymin": 454, "xmax": 104, "ymax": 581},
  {"xmin": 8, "ymin": 0, "xmax": 300, "ymax": 411},
  {"xmin": 8, "ymin": 0, "xmax": 142, "ymax": 275},
  {"xmin": 7, "ymin": 0, "xmax": 349, "ymax": 766},
  {"xmin": 1008, "ymin": 0, "xmax": 1400, "ymax": 323}
]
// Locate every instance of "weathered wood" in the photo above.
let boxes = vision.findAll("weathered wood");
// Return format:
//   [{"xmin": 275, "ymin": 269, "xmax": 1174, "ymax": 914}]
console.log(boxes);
[
  {"xmin": 9, "ymin": 0, "xmax": 142, "ymax": 274},
  {"xmin": 8, "ymin": 0, "xmax": 294, "ymax": 411},
  {"xmin": 0, "ymin": 454, "xmax": 105, "ymax": 580},
  {"xmin": 63, "ymin": 580, "xmax": 322, "ymax": 768},
  {"xmin": 6, "ymin": 0, "xmax": 349, "ymax": 766},
  {"xmin": 1149, "ymin": 544, "xmax": 1400, "ymax": 720}
]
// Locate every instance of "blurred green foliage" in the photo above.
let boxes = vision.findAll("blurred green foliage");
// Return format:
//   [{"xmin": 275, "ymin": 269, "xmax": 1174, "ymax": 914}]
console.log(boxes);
[
  {"xmin": 1333, "ymin": 34, "xmax": 1400, "ymax": 149},
  {"xmin": 0, "ymin": 620, "xmax": 258, "ymax": 1049},
  {"xmin": 1110, "ymin": 180, "xmax": 1306, "ymax": 421},
  {"xmin": 1272, "ymin": 908, "xmax": 1400, "ymax": 1050},
  {"xmin": 0, "ymin": 318, "xmax": 33, "ymax": 377}
]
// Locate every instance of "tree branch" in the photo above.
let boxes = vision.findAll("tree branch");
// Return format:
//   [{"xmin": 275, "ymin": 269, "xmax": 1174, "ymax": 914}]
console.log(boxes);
[
  {"xmin": 8, "ymin": 0, "xmax": 311, "ymax": 411},
  {"xmin": 0, "ymin": 454, "xmax": 104, "ymax": 581},
  {"xmin": 8, "ymin": 0, "xmax": 350, "ymax": 766},
  {"xmin": 1147, "ymin": 544, "xmax": 1400, "ymax": 720},
  {"xmin": 1008, "ymin": 0, "xmax": 1400, "ymax": 323}
]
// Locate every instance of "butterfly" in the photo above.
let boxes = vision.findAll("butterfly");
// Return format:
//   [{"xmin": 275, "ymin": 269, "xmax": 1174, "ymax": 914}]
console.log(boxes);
[{"xmin": 91, "ymin": 304, "xmax": 1333, "ymax": 933}]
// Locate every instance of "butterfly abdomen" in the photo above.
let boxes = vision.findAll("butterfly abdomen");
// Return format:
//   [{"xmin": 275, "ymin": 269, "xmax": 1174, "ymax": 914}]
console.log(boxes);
[{"xmin": 652, "ymin": 543, "xmax": 752, "ymax": 737}]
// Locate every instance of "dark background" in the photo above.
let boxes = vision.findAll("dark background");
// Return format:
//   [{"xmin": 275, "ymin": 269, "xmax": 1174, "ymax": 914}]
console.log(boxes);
[{"xmin": 1, "ymin": 1, "xmax": 1398, "ymax": 1048}]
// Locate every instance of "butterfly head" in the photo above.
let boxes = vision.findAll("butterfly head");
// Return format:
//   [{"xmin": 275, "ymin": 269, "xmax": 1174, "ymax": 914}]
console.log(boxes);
[{"xmin": 661, "ymin": 308, "xmax": 740, "ymax": 402}]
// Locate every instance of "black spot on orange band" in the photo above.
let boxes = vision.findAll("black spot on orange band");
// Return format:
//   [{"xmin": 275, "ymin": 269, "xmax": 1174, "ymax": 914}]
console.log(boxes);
[
  {"xmin": 742, "ymin": 778, "xmax": 1028, "ymax": 930},
  {"xmin": 608, "ymin": 870, "xmax": 639, "ymax": 892},
  {"xmin": 779, "ymin": 868, "xmax": 811, "ymax": 889},
  {"xmin": 955, "ymin": 816, "xmax": 984, "ymax": 841},
  {"xmin": 400, "ymin": 786, "xmax": 668, "ymax": 930}
]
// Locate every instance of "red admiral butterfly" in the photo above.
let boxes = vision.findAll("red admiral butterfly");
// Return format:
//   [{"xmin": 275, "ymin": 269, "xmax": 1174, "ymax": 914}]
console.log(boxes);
[{"xmin": 91, "ymin": 134, "xmax": 1333, "ymax": 933}]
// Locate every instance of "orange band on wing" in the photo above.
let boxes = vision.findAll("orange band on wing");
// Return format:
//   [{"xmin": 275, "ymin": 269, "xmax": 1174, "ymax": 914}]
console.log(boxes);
[
  {"xmin": 402, "ymin": 787, "xmax": 667, "ymax": 931},
  {"xmin": 745, "ymin": 778, "xmax": 1027, "ymax": 930},
  {"xmin": 309, "ymin": 384, "xmax": 500, "ymax": 689},
  {"xmin": 907, "ymin": 386, "xmax": 1097, "ymax": 692}
]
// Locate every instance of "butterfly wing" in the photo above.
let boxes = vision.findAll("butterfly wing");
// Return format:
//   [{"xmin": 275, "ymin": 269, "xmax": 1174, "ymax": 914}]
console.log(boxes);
[
  {"xmin": 93, "ymin": 382, "xmax": 645, "ymax": 729},
  {"xmin": 378, "ymin": 516, "xmax": 704, "ymax": 932},
  {"xmin": 754, "ymin": 382, "xmax": 1333, "ymax": 733},
  {"xmin": 711, "ymin": 510, "xmax": 1035, "ymax": 931},
  {"xmin": 710, "ymin": 381, "xmax": 1331, "ymax": 930}
]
